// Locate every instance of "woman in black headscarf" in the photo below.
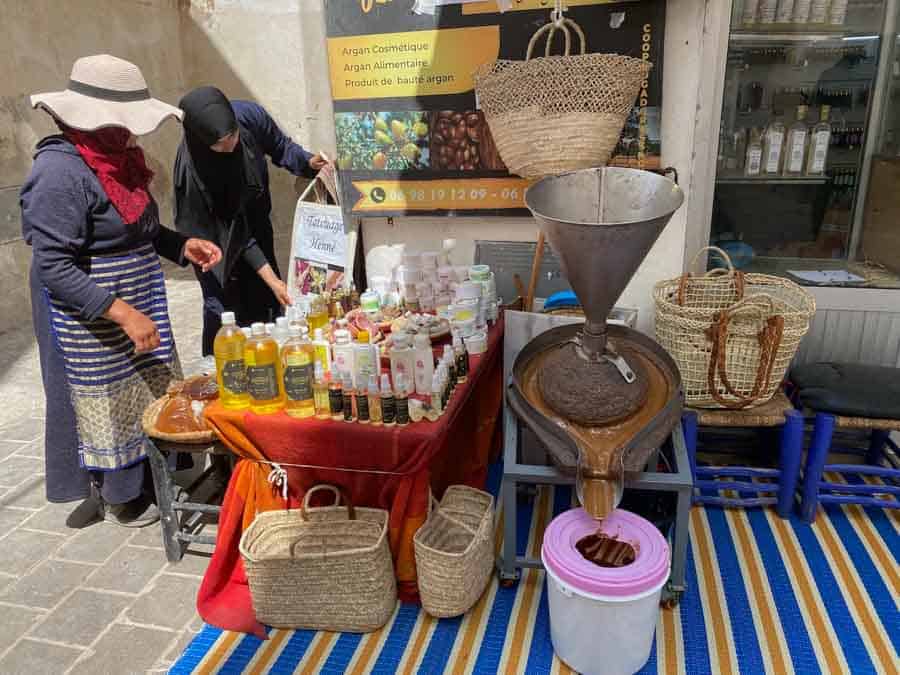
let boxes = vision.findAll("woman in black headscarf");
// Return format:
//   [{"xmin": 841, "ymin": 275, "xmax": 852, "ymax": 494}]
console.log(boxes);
[{"xmin": 174, "ymin": 86, "xmax": 325, "ymax": 354}]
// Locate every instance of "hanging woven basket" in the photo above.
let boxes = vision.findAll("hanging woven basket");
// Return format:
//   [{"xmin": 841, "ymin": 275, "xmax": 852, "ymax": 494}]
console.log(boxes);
[{"xmin": 474, "ymin": 16, "xmax": 651, "ymax": 178}]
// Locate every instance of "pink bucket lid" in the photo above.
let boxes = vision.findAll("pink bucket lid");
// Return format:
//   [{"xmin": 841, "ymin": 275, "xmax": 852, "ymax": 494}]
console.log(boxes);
[{"xmin": 542, "ymin": 508, "xmax": 669, "ymax": 598}]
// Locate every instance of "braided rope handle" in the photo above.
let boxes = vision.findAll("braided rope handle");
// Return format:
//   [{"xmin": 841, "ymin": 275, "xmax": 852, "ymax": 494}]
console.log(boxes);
[
  {"xmin": 526, "ymin": 17, "xmax": 587, "ymax": 60},
  {"xmin": 676, "ymin": 245, "xmax": 745, "ymax": 306},
  {"xmin": 705, "ymin": 295, "xmax": 785, "ymax": 409}
]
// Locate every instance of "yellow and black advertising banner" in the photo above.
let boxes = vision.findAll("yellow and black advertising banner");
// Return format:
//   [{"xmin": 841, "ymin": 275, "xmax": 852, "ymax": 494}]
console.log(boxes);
[{"xmin": 325, "ymin": 0, "xmax": 665, "ymax": 216}]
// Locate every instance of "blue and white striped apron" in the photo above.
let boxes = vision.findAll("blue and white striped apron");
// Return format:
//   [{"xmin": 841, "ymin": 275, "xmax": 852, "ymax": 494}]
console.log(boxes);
[{"xmin": 46, "ymin": 244, "xmax": 182, "ymax": 471}]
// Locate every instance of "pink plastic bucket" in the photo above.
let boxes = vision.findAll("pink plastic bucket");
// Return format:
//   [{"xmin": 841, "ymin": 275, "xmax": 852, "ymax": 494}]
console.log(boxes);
[{"xmin": 541, "ymin": 508, "xmax": 670, "ymax": 675}]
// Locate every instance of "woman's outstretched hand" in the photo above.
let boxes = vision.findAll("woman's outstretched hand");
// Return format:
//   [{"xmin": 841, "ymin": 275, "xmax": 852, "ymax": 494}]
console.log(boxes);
[
  {"xmin": 184, "ymin": 238, "xmax": 222, "ymax": 272},
  {"xmin": 257, "ymin": 263, "xmax": 293, "ymax": 307}
]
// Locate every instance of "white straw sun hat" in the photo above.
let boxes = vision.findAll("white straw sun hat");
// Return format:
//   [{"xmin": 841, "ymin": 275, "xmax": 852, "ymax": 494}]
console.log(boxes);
[{"xmin": 31, "ymin": 54, "xmax": 182, "ymax": 135}]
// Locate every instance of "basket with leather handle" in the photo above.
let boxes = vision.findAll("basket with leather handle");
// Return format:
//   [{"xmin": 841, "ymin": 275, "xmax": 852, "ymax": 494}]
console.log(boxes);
[
  {"xmin": 239, "ymin": 484, "xmax": 396, "ymax": 632},
  {"xmin": 473, "ymin": 12, "xmax": 650, "ymax": 178},
  {"xmin": 654, "ymin": 246, "xmax": 815, "ymax": 409}
]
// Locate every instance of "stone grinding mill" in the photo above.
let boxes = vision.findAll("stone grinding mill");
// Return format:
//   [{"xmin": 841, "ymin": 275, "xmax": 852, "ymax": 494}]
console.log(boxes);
[{"xmin": 507, "ymin": 167, "xmax": 686, "ymax": 521}]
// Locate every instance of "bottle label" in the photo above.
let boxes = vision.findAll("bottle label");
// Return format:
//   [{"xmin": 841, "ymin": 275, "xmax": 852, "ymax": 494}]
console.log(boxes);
[
  {"xmin": 247, "ymin": 364, "xmax": 279, "ymax": 401},
  {"xmin": 747, "ymin": 148, "xmax": 762, "ymax": 175},
  {"xmin": 811, "ymin": 130, "xmax": 829, "ymax": 172},
  {"xmin": 284, "ymin": 364, "xmax": 314, "ymax": 401},
  {"xmin": 765, "ymin": 132, "xmax": 783, "ymax": 173},
  {"xmin": 788, "ymin": 131, "xmax": 807, "ymax": 172},
  {"xmin": 396, "ymin": 397, "xmax": 410, "ymax": 425},
  {"xmin": 382, "ymin": 396, "xmax": 396, "ymax": 424},
  {"xmin": 221, "ymin": 360, "xmax": 248, "ymax": 394},
  {"xmin": 343, "ymin": 392, "xmax": 354, "ymax": 420},
  {"xmin": 329, "ymin": 388, "xmax": 343, "ymax": 415},
  {"xmin": 356, "ymin": 393, "xmax": 370, "ymax": 421}
]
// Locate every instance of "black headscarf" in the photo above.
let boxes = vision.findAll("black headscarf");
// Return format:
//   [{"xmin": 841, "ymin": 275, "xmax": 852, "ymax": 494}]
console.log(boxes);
[{"xmin": 179, "ymin": 86, "xmax": 245, "ymax": 220}]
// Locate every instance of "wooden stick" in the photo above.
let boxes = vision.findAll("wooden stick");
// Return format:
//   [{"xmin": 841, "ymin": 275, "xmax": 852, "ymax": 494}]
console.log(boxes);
[{"xmin": 525, "ymin": 231, "xmax": 545, "ymax": 313}]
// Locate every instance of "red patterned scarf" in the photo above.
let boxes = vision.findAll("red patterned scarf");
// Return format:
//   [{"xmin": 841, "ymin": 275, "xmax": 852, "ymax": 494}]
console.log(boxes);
[{"xmin": 62, "ymin": 126, "xmax": 153, "ymax": 224}]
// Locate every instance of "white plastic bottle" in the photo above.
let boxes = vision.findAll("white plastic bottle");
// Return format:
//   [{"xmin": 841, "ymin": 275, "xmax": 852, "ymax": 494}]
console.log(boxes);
[
  {"xmin": 413, "ymin": 331, "xmax": 435, "ymax": 396},
  {"xmin": 332, "ymin": 321, "xmax": 354, "ymax": 381},
  {"xmin": 389, "ymin": 333, "xmax": 416, "ymax": 396},
  {"xmin": 272, "ymin": 316, "xmax": 289, "ymax": 348}
]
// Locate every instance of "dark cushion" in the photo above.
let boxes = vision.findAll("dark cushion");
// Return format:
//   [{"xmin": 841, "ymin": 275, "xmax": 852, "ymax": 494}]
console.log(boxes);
[{"xmin": 790, "ymin": 362, "xmax": 900, "ymax": 420}]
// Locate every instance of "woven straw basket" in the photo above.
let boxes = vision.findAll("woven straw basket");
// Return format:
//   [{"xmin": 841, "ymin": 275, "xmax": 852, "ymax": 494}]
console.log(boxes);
[
  {"xmin": 654, "ymin": 247, "xmax": 816, "ymax": 409},
  {"xmin": 473, "ymin": 17, "xmax": 651, "ymax": 178},
  {"xmin": 239, "ymin": 485, "xmax": 396, "ymax": 632},
  {"xmin": 414, "ymin": 486, "xmax": 494, "ymax": 618}
]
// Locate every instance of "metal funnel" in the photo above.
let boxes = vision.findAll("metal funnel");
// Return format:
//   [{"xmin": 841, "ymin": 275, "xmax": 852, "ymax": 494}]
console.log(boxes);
[{"xmin": 525, "ymin": 167, "xmax": 684, "ymax": 358}]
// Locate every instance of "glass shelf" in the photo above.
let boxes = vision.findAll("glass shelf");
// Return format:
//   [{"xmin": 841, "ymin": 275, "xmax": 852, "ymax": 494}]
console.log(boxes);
[{"xmin": 715, "ymin": 173, "xmax": 830, "ymax": 185}]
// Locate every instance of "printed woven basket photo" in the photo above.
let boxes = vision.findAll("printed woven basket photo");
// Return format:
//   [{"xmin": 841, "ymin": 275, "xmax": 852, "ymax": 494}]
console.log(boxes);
[
  {"xmin": 239, "ymin": 485, "xmax": 396, "ymax": 632},
  {"xmin": 473, "ymin": 16, "xmax": 651, "ymax": 178},
  {"xmin": 653, "ymin": 247, "xmax": 816, "ymax": 409},
  {"xmin": 414, "ymin": 485, "xmax": 494, "ymax": 618}
]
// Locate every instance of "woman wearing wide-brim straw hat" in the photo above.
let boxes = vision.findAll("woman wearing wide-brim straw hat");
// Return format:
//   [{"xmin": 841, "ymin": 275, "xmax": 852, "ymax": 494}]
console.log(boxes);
[{"xmin": 21, "ymin": 55, "xmax": 223, "ymax": 528}]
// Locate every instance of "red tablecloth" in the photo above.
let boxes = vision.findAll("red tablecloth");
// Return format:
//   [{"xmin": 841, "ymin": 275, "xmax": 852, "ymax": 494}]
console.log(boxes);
[{"xmin": 197, "ymin": 320, "xmax": 504, "ymax": 636}]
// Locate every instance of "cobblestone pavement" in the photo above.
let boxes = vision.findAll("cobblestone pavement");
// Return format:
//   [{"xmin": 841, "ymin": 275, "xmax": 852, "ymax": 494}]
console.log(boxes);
[{"xmin": 0, "ymin": 264, "xmax": 215, "ymax": 674}]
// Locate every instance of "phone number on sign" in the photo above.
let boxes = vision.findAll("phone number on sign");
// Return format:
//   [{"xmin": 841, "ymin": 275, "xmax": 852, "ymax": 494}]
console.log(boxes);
[{"xmin": 387, "ymin": 187, "xmax": 521, "ymax": 202}]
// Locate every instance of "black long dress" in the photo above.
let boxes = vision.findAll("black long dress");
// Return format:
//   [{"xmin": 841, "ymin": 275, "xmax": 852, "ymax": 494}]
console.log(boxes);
[{"xmin": 173, "ymin": 93, "xmax": 315, "ymax": 355}]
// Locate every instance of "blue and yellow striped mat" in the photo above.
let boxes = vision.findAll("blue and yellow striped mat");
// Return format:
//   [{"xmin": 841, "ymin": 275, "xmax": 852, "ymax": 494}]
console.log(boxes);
[{"xmin": 171, "ymin": 468, "xmax": 899, "ymax": 674}]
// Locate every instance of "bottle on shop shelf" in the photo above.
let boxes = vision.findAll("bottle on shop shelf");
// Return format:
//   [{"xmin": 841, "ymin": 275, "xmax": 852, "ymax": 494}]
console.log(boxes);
[
  {"xmin": 793, "ymin": 0, "xmax": 811, "ymax": 22},
  {"xmin": 443, "ymin": 345, "xmax": 457, "ymax": 391},
  {"xmin": 368, "ymin": 374, "xmax": 383, "ymax": 426},
  {"xmin": 306, "ymin": 294, "xmax": 329, "ymax": 333},
  {"xmin": 758, "ymin": 0, "xmax": 778, "ymax": 22},
  {"xmin": 810, "ymin": 0, "xmax": 829, "ymax": 23},
  {"xmin": 733, "ymin": 129, "xmax": 747, "ymax": 172},
  {"xmin": 807, "ymin": 105, "xmax": 832, "ymax": 175},
  {"xmin": 328, "ymin": 366, "xmax": 343, "ymax": 421},
  {"xmin": 244, "ymin": 322, "xmax": 285, "ymax": 415},
  {"xmin": 355, "ymin": 377, "xmax": 370, "ymax": 424},
  {"xmin": 353, "ymin": 329, "xmax": 378, "ymax": 388},
  {"xmin": 264, "ymin": 322, "xmax": 275, "ymax": 337},
  {"xmin": 342, "ymin": 372, "xmax": 355, "ymax": 422},
  {"xmin": 775, "ymin": 0, "xmax": 795, "ymax": 23},
  {"xmin": 213, "ymin": 311, "xmax": 250, "ymax": 410},
  {"xmin": 389, "ymin": 333, "xmax": 416, "ymax": 396},
  {"xmin": 360, "ymin": 288, "xmax": 380, "ymax": 315},
  {"xmin": 332, "ymin": 320, "xmax": 354, "ymax": 380},
  {"xmin": 394, "ymin": 373, "xmax": 410, "ymax": 426},
  {"xmin": 282, "ymin": 326, "xmax": 316, "ymax": 419},
  {"xmin": 763, "ymin": 117, "xmax": 786, "ymax": 175},
  {"xmin": 241, "ymin": 326, "xmax": 252, "ymax": 340},
  {"xmin": 742, "ymin": 0, "xmax": 760, "ymax": 24},
  {"xmin": 784, "ymin": 105, "xmax": 810, "ymax": 175},
  {"xmin": 312, "ymin": 327, "xmax": 332, "ymax": 373},
  {"xmin": 381, "ymin": 373, "xmax": 396, "ymax": 426},
  {"xmin": 272, "ymin": 316, "xmax": 289, "ymax": 349},
  {"xmin": 350, "ymin": 283, "xmax": 361, "ymax": 310},
  {"xmin": 439, "ymin": 363, "xmax": 450, "ymax": 409},
  {"xmin": 745, "ymin": 127, "xmax": 764, "ymax": 176},
  {"xmin": 413, "ymin": 331, "xmax": 435, "ymax": 396},
  {"xmin": 453, "ymin": 334, "xmax": 469, "ymax": 384},
  {"xmin": 829, "ymin": 0, "xmax": 848, "ymax": 24},
  {"xmin": 313, "ymin": 362, "xmax": 330, "ymax": 420},
  {"xmin": 431, "ymin": 372, "xmax": 443, "ymax": 415}
]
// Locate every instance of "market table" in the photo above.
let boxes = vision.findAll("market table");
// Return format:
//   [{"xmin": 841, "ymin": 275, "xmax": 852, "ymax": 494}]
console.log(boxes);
[{"xmin": 197, "ymin": 320, "xmax": 503, "ymax": 637}]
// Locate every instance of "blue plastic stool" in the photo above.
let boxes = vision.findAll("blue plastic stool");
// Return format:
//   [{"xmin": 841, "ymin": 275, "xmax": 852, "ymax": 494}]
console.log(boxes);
[
  {"xmin": 799, "ymin": 413, "xmax": 900, "ymax": 522},
  {"xmin": 682, "ymin": 392, "xmax": 804, "ymax": 518}
]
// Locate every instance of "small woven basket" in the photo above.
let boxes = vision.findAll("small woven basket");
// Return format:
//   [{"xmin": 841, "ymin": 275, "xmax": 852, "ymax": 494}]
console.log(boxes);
[
  {"xmin": 239, "ymin": 485, "xmax": 397, "ymax": 632},
  {"xmin": 414, "ymin": 485, "xmax": 494, "ymax": 618},
  {"xmin": 141, "ymin": 395, "xmax": 216, "ymax": 445},
  {"xmin": 474, "ymin": 17, "xmax": 651, "ymax": 178},
  {"xmin": 654, "ymin": 246, "xmax": 816, "ymax": 409}
]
